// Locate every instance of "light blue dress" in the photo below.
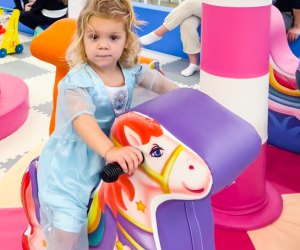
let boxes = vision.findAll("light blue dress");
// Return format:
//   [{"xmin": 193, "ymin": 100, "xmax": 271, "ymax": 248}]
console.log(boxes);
[{"xmin": 37, "ymin": 63, "xmax": 143, "ymax": 233}]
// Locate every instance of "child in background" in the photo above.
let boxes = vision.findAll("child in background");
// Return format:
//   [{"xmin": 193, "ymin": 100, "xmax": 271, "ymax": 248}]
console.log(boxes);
[
  {"xmin": 37, "ymin": 0, "xmax": 178, "ymax": 249},
  {"xmin": 13, "ymin": 0, "xmax": 34, "ymax": 11},
  {"xmin": 14, "ymin": 0, "xmax": 68, "ymax": 31},
  {"xmin": 140, "ymin": 0, "xmax": 202, "ymax": 77}
]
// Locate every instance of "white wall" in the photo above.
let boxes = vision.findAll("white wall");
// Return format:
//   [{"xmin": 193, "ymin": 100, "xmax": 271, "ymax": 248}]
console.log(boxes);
[{"xmin": 68, "ymin": 0, "xmax": 85, "ymax": 18}]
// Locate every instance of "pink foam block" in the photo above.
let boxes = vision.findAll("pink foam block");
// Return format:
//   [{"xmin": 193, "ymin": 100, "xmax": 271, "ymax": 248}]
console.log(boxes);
[
  {"xmin": 212, "ymin": 143, "xmax": 283, "ymax": 230},
  {"xmin": 0, "ymin": 208, "xmax": 28, "ymax": 250},
  {"xmin": 0, "ymin": 73, "xmax": 29, "ymax": 139}
]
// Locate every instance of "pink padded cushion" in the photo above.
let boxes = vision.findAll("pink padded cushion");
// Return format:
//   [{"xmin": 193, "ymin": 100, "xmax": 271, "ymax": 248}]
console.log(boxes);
[
  {"xmin": 0, "ymin": 73, "xmax": 29, "ymax": 139},
  {"xmin": 270, "ymin": 6, "xmax": 298, "ymax": 76}
]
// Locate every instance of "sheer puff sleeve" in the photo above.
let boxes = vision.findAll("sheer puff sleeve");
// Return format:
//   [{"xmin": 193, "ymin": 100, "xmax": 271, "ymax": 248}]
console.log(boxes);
[
  {"xmin": 53, "ymin": 68, "xmax": 96, "ymax": 139},
  {"xmin": 134, "ymin": 64, "xmax": 178, "ymax": 94}
]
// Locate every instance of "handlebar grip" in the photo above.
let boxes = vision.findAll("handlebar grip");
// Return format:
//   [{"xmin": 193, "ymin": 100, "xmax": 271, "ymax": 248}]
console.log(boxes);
[
  {"xmin": 100, "ymin": 153, "xmax": 144, "ymax": 183},
  {"xmin": 100, "ymin": 162, "xmax": 124, "ymax": 183}
]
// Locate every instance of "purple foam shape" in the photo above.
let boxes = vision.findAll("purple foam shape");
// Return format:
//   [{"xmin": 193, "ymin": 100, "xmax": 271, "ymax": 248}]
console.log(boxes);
[{"xmin": 28, "ymin": 158, "xmax": 41, "ymax": 223}]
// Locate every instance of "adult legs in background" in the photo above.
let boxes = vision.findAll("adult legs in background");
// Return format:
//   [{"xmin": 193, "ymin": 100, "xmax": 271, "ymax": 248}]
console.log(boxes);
[
  {"xmin": 180, "ymin": 16, "xmax": 201, "ymax": 76},
  {"xmin": 281, "ymin": 11, "xmax": 293, "ymax": 31},
  {"xmin": 140, "ymin": 0, "xmax": 201, "ymax": 45},
  {"xmin": 13, "ymin": 0, "xmax": 29, "ymax": 10},
  {"xmin": 19, "ymin": 11, "xmax": 67, "ymax": 29}
]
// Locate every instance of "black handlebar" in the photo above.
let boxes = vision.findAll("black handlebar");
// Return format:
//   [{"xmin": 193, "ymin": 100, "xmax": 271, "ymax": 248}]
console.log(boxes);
[{"xmin": 100, "ymin": 153, "xmax": 144, "ymax": 183}]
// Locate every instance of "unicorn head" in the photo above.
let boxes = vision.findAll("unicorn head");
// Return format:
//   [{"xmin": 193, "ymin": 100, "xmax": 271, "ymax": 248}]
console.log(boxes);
[
  {"xmin": 88, "ymin": 112, "xmax": 213, "ymax": 250},
  {"xmin": 111, "ymin": 112, "xmax": 213, "ymax": 199}
]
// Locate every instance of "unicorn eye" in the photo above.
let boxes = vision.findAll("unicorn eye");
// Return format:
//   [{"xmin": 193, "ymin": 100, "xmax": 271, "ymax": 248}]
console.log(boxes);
[{"xmin": 149, "ymin": 144, "xmax": 164, "ymax": 158}]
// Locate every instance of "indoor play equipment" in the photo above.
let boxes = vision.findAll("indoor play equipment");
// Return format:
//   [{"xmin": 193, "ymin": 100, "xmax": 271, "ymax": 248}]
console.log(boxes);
[
  {"xmin": 0, "ymin": 73, "xmax": 29, "ymax": 139},
  {"xmin": 0, "ymin": 7, "xmax": 23, "ymax": 58},
  {"xmin": 269, "ymin": 6, "xmax": 298, "ymax": 80},
  {"xmin": 200, "ymin": 0, "xmax": 282, "ymax": 230},
  {"xmin": 21, "ymin": 88, "xmax": 261, "ymax": 250},
  {"xmin": 268, "ymin": 6, "xmax": 300, "ymax": 154},
  {"xmin": 1, "ymin": 0, "xmax": 299, "ymax": 249},
  {"xmin": 199, "ymin": 1, "xmax": 300, "ymax": 249},
  {"xmin": 268, "ymin": 65, "xmax": 300, "ymax": 153}
]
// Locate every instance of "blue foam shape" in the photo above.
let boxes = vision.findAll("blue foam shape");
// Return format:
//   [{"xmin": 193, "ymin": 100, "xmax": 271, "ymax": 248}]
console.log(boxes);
[
  {"xmin": 1, "ymin": 0, "xmax": 14, "ymax": 8},
  {"xmin": 19, "ymin": 23, "xmax": 34, "ymax": 35},
  {"xmin": 289, "ymin": 38, "xmax": 300, "ymax": 58},
  {"xmin": 268, "ymin": 110, "xmax": 300, "ymax": 154}
]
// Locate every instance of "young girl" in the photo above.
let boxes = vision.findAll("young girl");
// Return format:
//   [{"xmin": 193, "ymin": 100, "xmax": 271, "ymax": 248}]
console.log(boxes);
[{"xmin": 37, "ymin": 0, "xmax": 177, "ymax": 249}]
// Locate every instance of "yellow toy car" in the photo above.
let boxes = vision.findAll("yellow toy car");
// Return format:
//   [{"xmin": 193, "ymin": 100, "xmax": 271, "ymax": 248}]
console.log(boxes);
[{"xmin": 0, "ymin": 7, "xmax": 23, "ymax": 58}]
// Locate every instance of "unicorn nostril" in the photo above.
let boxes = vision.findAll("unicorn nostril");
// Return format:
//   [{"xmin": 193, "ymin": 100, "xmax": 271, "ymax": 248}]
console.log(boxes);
[{"xmin": 189, "ymin": 165, "xmax": 194, "ymax": 170}]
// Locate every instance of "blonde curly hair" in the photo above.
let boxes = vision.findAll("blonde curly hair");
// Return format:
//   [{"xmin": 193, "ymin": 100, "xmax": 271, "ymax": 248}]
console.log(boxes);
[{"xmin": 66, "ymin": 0, "xmax": 143, "ymax": 69}]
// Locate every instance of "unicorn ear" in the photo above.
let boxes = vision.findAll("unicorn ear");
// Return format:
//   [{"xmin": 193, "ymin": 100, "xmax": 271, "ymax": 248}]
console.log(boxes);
[{"xmin": 124, "ymin": 126, "xmax": 142, "ymax": 147}]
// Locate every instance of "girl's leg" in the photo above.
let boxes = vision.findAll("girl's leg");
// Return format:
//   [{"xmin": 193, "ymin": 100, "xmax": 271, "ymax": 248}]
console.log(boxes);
[
  {"xmin": 48, "ymin": 226, "xmax": 88, "ymax": 250},
  {"xmin": 40, "ymin": 204, "xmax": 89, "ymax": 250}
]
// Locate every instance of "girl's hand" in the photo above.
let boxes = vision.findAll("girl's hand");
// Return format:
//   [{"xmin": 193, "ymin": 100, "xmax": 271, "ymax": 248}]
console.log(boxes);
[{"xmin": 105, "ymin": 146, "xmax": 143, "ymax": 174}]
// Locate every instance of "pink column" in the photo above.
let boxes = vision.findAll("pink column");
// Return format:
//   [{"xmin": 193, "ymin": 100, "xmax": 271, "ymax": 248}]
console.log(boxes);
[{"xmin": 199, "ymin": 0, "xmax": 282, "ymax": 230}]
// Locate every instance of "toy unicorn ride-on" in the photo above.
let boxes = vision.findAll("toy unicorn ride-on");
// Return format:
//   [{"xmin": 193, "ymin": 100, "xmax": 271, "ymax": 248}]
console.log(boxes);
[{"xmin": 21, "ymin": 88, "xmax": 261, "ymax": 250}]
